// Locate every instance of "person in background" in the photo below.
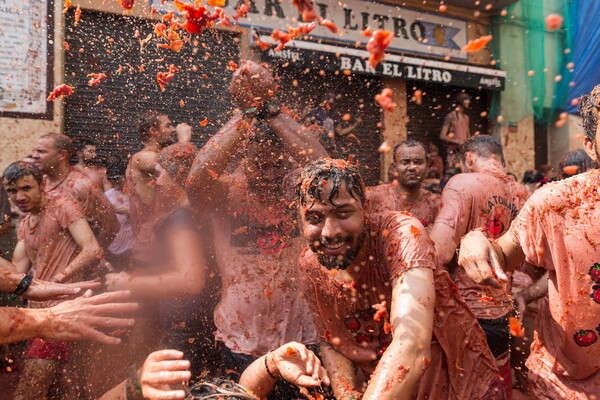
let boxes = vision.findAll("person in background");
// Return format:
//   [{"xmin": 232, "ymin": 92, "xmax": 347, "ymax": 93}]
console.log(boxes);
[
  {"xmin": 75, "ymin": 138, "xmax": 112, "ymax": 192},
  {"xmin": 440, "ymin": 93, "xmax": 471, "ymax": 169},
  {"xmin": 104, "ymin": 162, "xmax": 134, "ymax": 271}
]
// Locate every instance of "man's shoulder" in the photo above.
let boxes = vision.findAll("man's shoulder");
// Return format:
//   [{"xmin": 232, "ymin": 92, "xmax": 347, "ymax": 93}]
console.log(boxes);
[
  {"xmin": 65, "ymin": 168, "xmax": 99, "ymax": 193},
  {"xmin": 528, "ymin": 171, "xmax": 597, "ymax": 209},
  {"xmin": 367, "ymin": 210, "xmax": 424, "ymax": 233}
]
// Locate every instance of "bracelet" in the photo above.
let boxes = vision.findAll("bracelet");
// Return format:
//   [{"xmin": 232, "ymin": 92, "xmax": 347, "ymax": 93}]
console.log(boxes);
[
  {"xmin": 256, "ymin": 101, "xmax": 282, "ymax": 120},
  {"xmin": 264, "ymin": 351, "xmax": 278, "ymax": 380},
  {"xmin": 126, "ymin": 364, "xmax": 143, "ymax": 400},
  {"xmin": 12, "ymin": 274, "xmax": 32, "ymax": 296}
]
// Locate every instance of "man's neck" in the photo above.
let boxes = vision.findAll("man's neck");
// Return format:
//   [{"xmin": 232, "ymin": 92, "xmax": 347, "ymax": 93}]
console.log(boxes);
[
  {"xmin": 473, "ymin": 160, "xmax": 506, "ymax": 176},
  {"xmin": 341, "ymin": 236, "xmax": 370, "ymax": 281},
  {"xmin": 143, "ymin": 140, "xmax": 160, "ymax": 153},
  {"xmin": 45, "ymin": 163, "xmax": 71, "ymax": 186},
  {"xmin": 30, "ymin": 195, "xmax": 47, "ymax": 216},
  {"xmin": 394, "ymin": 183, "xmax": 421, "ymax": 203},
  {"xmin": 76, "ymin": 160, "xmax": 94, "ymax": 169}
]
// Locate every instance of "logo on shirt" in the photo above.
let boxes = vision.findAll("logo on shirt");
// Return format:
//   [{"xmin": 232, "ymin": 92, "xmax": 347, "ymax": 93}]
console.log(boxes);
[
  {"xmin": 574, "ymin": 329, "xmax": 598, "ymax": 347},
  {"xmin": 574, "ymin": 265, "xmax": 600, "ymax": 347},
  {"xmin": 230, "ymin": 208, "xmax": 298, "ymax": 255},
  {"xmin": 481, "ymin": 196, "xmax": 519, "ymax": 239}
]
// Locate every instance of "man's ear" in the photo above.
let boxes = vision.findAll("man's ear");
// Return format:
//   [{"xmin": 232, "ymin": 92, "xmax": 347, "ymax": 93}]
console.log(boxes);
[
  {"xmin": 583, "ymin": 136, "xmax": 598, "ymax": 163},
  {"xmin": 464, "ymin": 152, "xmax": 475, "ymax": 171}
]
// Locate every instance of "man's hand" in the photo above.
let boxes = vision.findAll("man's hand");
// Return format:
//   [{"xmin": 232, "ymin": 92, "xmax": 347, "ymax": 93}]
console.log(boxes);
[
  {"xmin": 40, "ymin": 290, "xmax": 137, "ymax": 344},
  {"xmin": 105, "ymin": 272, "xmax": 131, "ymax": 292},
  {"xmin": 458, "ymin": 230, "xmax": 508, "ymax": 288},
  {"xmin": 513, "ymin": 292, "xmax": 527, "ymax": 323},
  {"xmin": 24, "ymin": 279, "xmax": 101, "ymax": 302},
  {"xmin": 176, "ymin": 123, "xmax": 192, "ymax": 143},
  {"xmin": 229, "ymin": 61, "xmax": 276, "ymax": 110},
  {"xmin": 270, "ymin": 342, "xmax": 330, "ymax": 387},
  {"xmin": 140, "ymin": 350, "xmax": 191, "ymax": 400}
]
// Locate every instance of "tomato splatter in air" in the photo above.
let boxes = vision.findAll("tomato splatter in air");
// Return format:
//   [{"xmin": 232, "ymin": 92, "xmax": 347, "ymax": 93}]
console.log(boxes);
[
  {"xmin": 366, "ymin": 30, "xmax": 393, "ymax": 67},
  {"xmin": 87, "ymin": 73, "xmax": 107, "ymax": 87},
  {"xmin": 461, "ymin": 35, "xmax": 493, "ymax": 53},
  {"xmin": 290, "ymin": 0, "xmax": 317, "ymax": 22},
  {"xmin": 47, "ymin": 84, "xmax": 74, "ymax": 101},
  {"xmin": 375, "ymin": 88, "xmax": 396, "ymax": 113},
  {"xmin": 119, "ymin": 0, "xmax": 134, "ymax": 11},
  {"xmin": 74, "ymin": 5, "xmax": 81, "ymax": 26},
  {"xmin": 156, "ymin": 64, "xmax": 178, "ymax": 92}
]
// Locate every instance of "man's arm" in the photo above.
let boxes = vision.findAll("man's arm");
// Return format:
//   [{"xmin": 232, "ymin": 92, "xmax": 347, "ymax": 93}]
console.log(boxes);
[
  {"xmin": 265, "ymin": 112, "xmax": 328, "ymax": 164},
  {"xmin": 439, "ymin": 117, "xmax": 460, "ymax": 145},
  {"xmin": 0, "ymin": 290, "xmax": 136, "ymax": 345},
  {"xmin": 362, "ymin": 267, "xmax": 435, "ymax": 400},
  {"xmin": 335, "ymin": 118, "xmax": 361, "ymax": 137},
  {"xmin": 105, "ymin": 228, "xmax": 206, "ymax": 299},
  {"xmin": 319, "ymin": 342, "xmax": 361, "ymax": 400},
  {"xmin": 54, "ymin": 218, "xmax": 102, "ymax": 283},
  {"xmin": 458, "ymin": 230, "xmax": 525, "ymax": 288},
  {"xmin": 186, "ymin": 114, "xmax": 251, "ymax": 208},
  {"xmin": 12, "ymin": 240, "xmax": 31, "ymax": 274},
  {"xmin": 429, "ymin": 223, "xmax": 458, "ymax": 265}
]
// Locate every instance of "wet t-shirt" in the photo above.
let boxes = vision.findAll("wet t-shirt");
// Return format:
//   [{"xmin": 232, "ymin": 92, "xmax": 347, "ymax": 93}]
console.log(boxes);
[
  {"xmin": 299, "ymin": 212, "xmax": 500, "ymax": 399},
  {"xmin": 45, "ymin": 167, "xmax": 118, "ymax": 248},
  {"xmin": 105, "ymin": 188, "xmax": 134, "ymax": 255},
  {"xmin": 508, "ymin": 170, "xmax": 600, "ymax": 387},
  {"xmin": 443, "ymin": 110, "xmax": 470, "ymax": 145},
  {"xmin": 77, "ymin": 166, "xmax": 109, "ymax": 191},
  {"xmin": 17, "ymin": 196, "xmax": 84, "ymax": 282},
  {"xmin": 211, "ymin": 172, "xmax": 317, "ymax": 357},
  {"xmin": 366, "ymin": 183, "xmax": 441, "ymax": 227},
  {"xmin": 435, "ymin": 171, "xmax": 530, "ymax": 319}
]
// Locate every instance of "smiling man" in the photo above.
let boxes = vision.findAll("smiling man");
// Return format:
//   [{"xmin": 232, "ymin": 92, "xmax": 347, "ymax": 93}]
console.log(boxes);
[
  {"xmin": 367, "ymin": 140, "xmax": 440, "ymax": 227},
  {"xmin": 296, "ymin": 159, "xmax": 504, "ymax": 400}
]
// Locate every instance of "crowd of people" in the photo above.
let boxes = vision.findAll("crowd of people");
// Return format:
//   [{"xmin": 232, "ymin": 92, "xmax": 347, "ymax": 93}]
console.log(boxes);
[{"xmin": 0, "ymin": 61, "xmax": 599, "ymax": 400}]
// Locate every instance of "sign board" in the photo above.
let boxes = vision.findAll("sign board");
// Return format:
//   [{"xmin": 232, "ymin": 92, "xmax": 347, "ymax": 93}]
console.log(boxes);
[
  {"xmin": 0, "ymin": 0, "xmax": 52, "ymax": 118},
  {"xmin": 151, "ymin": 0, "xmax": 469, "ymax": 60},
  {"xmin": 260, "ymin": 36, "xmax": 506, "ymax": 90}
]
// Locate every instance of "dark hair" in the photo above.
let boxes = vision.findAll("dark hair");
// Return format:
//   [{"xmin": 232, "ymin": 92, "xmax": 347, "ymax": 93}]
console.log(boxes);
[
  {"xmin": 579, "ymin": 84, "xmax": 600, "ymax": 140},
  {"xmin": 106, "ymin": 161, "xmax": 127, "ymax": 180},
  {"xmin": 393, "ymin": 139, "xmax": 428, "ymax": 159},
  {"xmin": 3, "ymin": 162, "xmax": 43, "ymax": 184},
  {"xmin": 40, "ymin": 133, "xmax": 73, "ymax": 156},
  {"xmin": 558, "ymin": 148, "xmax": 598, "ymax": 178},
  {"xmin": 456, "ymin": 92, "xmax": 470, "ymax": 104},
  {"xmin": 522, "ymin": 169, "xmax": 544, "ymax": 184},
  {"xmin": 75, "ymin": 138, "xmax": 97, "ymax": 152},
  {"xmin": 460, "ymin": 135, "xmax": 505, "ymax": 165},
  {"xmin": 296, "ymin": 159, "xmax": 366, "ymax": 206},
  {"xmin": 137, "ymin": 111, "xmax": 163, "ymax": 142},
  {"xmin": 158, "ymin": 142, "xmax": 198, "ymax": 183},
  {"xmin": 186, "ymin": 378, "xmax": 255, "ymax": 399}
]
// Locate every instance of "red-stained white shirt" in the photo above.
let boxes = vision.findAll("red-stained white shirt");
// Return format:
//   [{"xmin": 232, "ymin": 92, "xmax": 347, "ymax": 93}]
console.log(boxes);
[{"xmin": 509, "ymin": 170, "xmax": 600, "ymax": 391}]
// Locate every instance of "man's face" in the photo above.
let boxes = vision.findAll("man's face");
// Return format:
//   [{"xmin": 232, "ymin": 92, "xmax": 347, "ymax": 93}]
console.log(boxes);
[
  {"xmin": 461, "ymin": 97, "xmax": 471, "ymax": 109},
  {"xmin": 155, "ymin": 115, "xmax": 176, "ymax": 146},
  {"xmin": 300, "ymin": 181, "xmax": 366, "ymax": 270},
  {"xmin": 584, "ymin": 122, "xmax": 600, "ymax": 164},
  {"xmin": 393, "ymin": 145, "xmax": 427, "ymax": 189},
  {"xmin": 79, "ymin": 145, "xmax": 97, "ymax": 164},
  {"xmin": 32, "ymin": 137, "xmax": 63, "ymax": 173},
  {"xmin": 4, "ymin": 175, "xmax": 43, "ymax": 213}
]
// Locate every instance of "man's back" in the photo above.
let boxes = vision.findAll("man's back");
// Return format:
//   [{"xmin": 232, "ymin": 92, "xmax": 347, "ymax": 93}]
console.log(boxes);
[
  {"xmin": 211, "ymin": 171, "xmax": 317, "ymax": 357},
  {"xmin": 435, "ymin": 171, "xmax": 530, "ymax": 318}
]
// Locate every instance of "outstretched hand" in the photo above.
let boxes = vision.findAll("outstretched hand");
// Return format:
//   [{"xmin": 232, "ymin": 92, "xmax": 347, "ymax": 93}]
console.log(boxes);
[
  {"xmin": 229, "ymin": 61, "xmax": 276, "ymax": 110},
  {"xmin": 458, "ymin": 230, "xmax": 507, "ymax": 288},
  {"xmin": 23, "ymin": 279, "xmax": 101, "ymax": 301},
  {"xmin": 140, "ymin": 350, "xmax": 191, "ymax": 400},
  {"xmin": 42, "ymin": 289, "xmax": 137, "ymax": 344},
  {"xmin": 271, "ymin": 342, "xmax": 330, "ymax": 387}
]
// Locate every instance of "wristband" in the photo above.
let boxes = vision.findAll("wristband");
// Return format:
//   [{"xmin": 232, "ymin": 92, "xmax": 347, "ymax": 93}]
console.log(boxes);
[
  {"xmin": 264, "ymin": 351, "xmax": 278, "ymax": 380},
  {"xmin": 126, "ymin": 364, "xmax": 143, "ymax": 400},
  {"xmin": 243, "ymin": 106, "xmax": 259, "ymax": 118},
  {"xmin": 12, "ymin": 274, "xmax": 32, "ymax": 296},
  {"xmin": 256, "ymin": 101, "xmax": 282, "ymax": 120}
]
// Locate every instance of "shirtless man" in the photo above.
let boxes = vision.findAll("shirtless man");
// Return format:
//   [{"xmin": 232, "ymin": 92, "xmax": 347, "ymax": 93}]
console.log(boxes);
[
  {"xmin": 186, "ymin": 61, "xmax": 327, "ymax": 398},
  {"xmin": 126, "ymin": 111, "xmax": 176, "ymax": 265},
  {"xmin": 429, "ymin": 135, "xmax": 529, "ymax": 393},
  {"xmin": 458, "ymin": 85, "xmax": 600, "ymax": 399},
  {"xmin": 3, "ymin": 162, "xmax": 103, "ymax": 400},
  {"xmin": 295, "ymin": 159, "xmax": 503, "ymax": 399},
  {"xmin": 367, "ymin": 140, "xmax": 440, "ymax": 227},
  {"xmin": 75, "ymin": 138, "xmax": 112, "ymax": 191},
  {"xmin": 440, "ymin": 93, "xmax": 471, "ymax": 169},
  {"xmin": 32, "ymin": 133, "xmax": 118, "ymax": 249}
]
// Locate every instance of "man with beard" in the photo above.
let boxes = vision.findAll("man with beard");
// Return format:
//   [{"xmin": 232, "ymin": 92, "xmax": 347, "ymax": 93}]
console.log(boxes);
[
  {"xmin": 126, "ymin": 111, "xmax": 176, "ymax": 266},
  {"xmin": 32, "ymin": 133, "xmax": 118, "ymax": 249},
  {"xmin": 458, "ymin": 85, "xmax": 600, "ymax": 399},
  {"xmin": 296, "ymin": 158, "xmax": 504, "ymax": 400},
  {"xmin": 3, "ymin": 162, "xmax": 103, "ymax": 400},
  {"xmin": 75, "ymin": 138, "xmax": 111, "ymax": 191},
  {"xmin": 367, "ymin": 140, "xmax": 440, "ymax": 227},
  {"xmin": 440, "ymin": 93, "xmax": 471, "ymax": 169},
  {"xmin": 429, "ymin": 135, "xmax": 530, "ymax": 393},
  {"xmin": 186, "ymin": 61, "xmax": 327, "ymax": 398}
]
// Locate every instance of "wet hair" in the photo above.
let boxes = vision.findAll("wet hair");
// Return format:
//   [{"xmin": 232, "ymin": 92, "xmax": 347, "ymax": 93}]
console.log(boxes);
[
  {"xmin": 393, "ymin": 139, "xmax": 428, "ymax": 159},
  {"xmin": 3, "ymin": 162, "xmax": 43, "ymax": 184},
  {"xmin": 40, "ymin": 133, "xmax": 73, "ymax": 156},
  {"xmin": 579, "ymin": 84, "xmax": 600, "ymax": 140},
  {"xmin": 460, "ymin": 135, "xmax": 505, "ymax": 165},
  {"xmin": 456, "ymin": 92, "xmax": 470, "ymax": 104},
  {"xmin": 522, "ymin": 169, "xmax": 544, "ymax": 184},
  {"xmin": 75, "ymin": 138, "xmax": 97, "ymax": 152},
  {"xmin": 158, "ymin": 142, "xmax": 198, "ymax": 184},
  {"xmin": 296, "ymin": 158, "xmax": 366, "ymax": 206},
  {"xmin": 558, "ymin": 148, "xmax": 598, "ymax": 178},
  {"xmin": 137, "ymin": 111, "xmax": 163, "ymax": 142},
  {"xmin": 185, "ymin": 378, "xmax": 255, "ymax": 399}
]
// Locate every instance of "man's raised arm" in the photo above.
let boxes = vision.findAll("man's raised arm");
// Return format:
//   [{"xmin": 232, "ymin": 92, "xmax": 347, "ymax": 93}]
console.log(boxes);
[{"xmin": 362, "ymin": 267, "xmax": 435, "ymax": 400}]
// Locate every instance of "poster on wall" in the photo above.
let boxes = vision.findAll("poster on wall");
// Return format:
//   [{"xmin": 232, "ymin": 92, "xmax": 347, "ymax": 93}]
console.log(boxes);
[{"xmin": 0, "ymin": 0, "xmax": 53, "ymax": 119}]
